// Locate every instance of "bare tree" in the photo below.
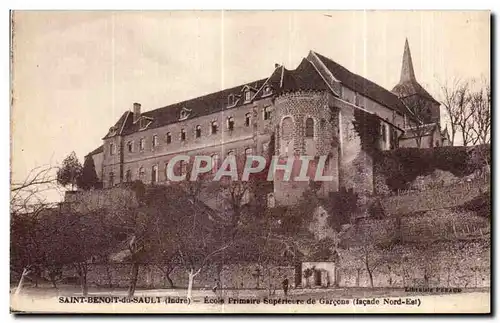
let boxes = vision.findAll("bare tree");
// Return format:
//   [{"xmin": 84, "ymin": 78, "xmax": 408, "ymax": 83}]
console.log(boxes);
[
  {"xmin": 469, "ymin": 79, "xmax": 491, "ymax": 145},
  {"xmin": 11, "ymin": 164, "xmax": 61, "ymax": 294},
  {"xmin": 402, "ymin": 95, "xmax": 435, "ymax": 148},
  {"xmin": 439, "ymin": 79, "xmax": 470, "ymax": 146}
]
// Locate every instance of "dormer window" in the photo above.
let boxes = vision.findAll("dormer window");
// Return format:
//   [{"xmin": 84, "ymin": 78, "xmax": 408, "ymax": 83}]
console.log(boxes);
[
  {"xmin": 245, "ymin": 90, "xmax": 252, "ymax": 102},
  {"xmin": 139, "ymin": 118, "xmax": 147, "ymax": 130},
  {"xmin": 242, "ymin": 85, "xmax": 256, "ymax": 103},
  {"xmin": 227, "ymin": 117, "xmax": 234, "ymax": 131},
  {"xmin": 179, "ymin": 107, "xmax": 192, "ymax": 121},
  {"xmin": 108, "ymin": 126, "xmax": 117, "ymax": 136}
]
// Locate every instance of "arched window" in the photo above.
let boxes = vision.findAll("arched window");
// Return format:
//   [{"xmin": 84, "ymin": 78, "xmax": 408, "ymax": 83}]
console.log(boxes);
[
  {"xmin": 227, "ymin": 150, "xmax": 235, "ymax": 156},
  {"xmin": 227, "ymin": 117, "xmax": 234, "ymax": 131},
  {"xmin": 166, "ymin": 132, "xmax": 172, "ymax": 144},
  {"xmin": 245, "ymin": 113, "xmax": 251, "ymax": 127},
  {"xmin": 109, "ymin": 172, "xmax": 115, "ymax": 187},
  {"xmin": 151, "ymin": 165, "xmax": 158, "ymax": 183},
  {"xmin": 281, "ymin": 117, "xmax": 293, "ymax": 141},
  {"xmin": 195, "ymin": 125, "xmax": 202, "ymax": 138},
  {"xmin": 211, "ymin": 121, "xmax": 218, "ymax": 134},
  {"xmin": 305, "ymin": 118, "xmax": 314, "ymax": 138},
  {"xmin": 245, "ymin": 148, "xmax": 253, "ymax": 155},
  {"xmin": 125, "ymin": 170, "xmax": 132, "ymax": 182},
  {"xmin": 138, "ymin": 166, "xmax": 145, "ymax": 182},
  {"xmin": 211, "ymin": 154, "xmax": 219, "ymax": 174}
]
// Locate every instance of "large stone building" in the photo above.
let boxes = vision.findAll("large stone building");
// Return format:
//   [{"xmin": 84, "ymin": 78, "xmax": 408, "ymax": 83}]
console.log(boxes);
[{"xmin": 86, "ymin": 40, "xmax": 445, "ymax": 206}]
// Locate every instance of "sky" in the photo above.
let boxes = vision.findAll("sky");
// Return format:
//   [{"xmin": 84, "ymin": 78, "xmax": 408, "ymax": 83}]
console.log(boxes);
[{"xmin": 11, "ymin": 10, "xmax": 490, "ymax": 200}]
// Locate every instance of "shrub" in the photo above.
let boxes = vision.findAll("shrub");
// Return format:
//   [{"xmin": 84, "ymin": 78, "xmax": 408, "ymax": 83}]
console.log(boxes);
[{"xmin": 374, "ymin": 145, "xmax": 490, "ymax": 192}]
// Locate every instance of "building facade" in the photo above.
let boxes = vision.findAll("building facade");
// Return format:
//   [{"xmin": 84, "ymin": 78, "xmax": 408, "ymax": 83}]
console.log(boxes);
[{"xmin": 87, "ymin": 41, "xmax": 444, "ymax": 206}]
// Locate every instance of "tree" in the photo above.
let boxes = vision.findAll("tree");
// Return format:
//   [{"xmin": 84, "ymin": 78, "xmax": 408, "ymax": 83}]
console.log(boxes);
[
  {"xmin": 469, "ymin": 79, "xmax": 491, "ymax": 145},
  {"xmin": 439, "ymin": 79, "xmax": 470, "ymax": 146},
  {"xmin": 77, "ymin": 156, "xmax": 100, "ymax": 190},
  {"xmin": 63, "ymin": 209, "xmax": 116, "ymax": 296},
  {"xmin": 11, "ymin": 164, "xmax": 61, "ymax": 293},
  {"xmin": 57, "ymin": 152, "xmax": 83, "ymax": 191},
  {"xmin": 352, "ymin": 109, "xmax": 382, "ymax": 155}
]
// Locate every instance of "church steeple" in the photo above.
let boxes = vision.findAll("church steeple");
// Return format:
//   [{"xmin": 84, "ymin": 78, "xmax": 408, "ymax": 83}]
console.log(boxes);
[{"xmin": 400, "ymin": 38, "xmax": 416, "ymax": 83}]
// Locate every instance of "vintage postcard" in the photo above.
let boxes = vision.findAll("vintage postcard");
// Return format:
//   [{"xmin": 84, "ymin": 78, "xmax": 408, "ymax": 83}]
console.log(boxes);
[{"xmin": 10, "ymin": 10, "xmax": 491, "ymax": 314}]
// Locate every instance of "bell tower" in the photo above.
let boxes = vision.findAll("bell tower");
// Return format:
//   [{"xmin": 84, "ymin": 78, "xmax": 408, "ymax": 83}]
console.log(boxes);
[{"xmin": 392, "ymin": 39, "xmax": 441, "ymax": 125}]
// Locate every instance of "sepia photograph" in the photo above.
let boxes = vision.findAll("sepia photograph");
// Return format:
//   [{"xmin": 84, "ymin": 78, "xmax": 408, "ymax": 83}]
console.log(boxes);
[{"xmin": 9, "ymin": 10, "xmax": 491, "ymax": 314}]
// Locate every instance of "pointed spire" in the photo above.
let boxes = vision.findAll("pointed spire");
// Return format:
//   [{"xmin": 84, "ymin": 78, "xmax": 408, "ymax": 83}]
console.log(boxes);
[{"xmin": 399, "ymin": 38, "xmax": 416, "ymax": 83}]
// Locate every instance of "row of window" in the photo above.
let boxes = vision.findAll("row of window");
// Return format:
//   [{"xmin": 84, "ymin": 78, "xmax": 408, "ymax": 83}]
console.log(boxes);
[
  {"xmin": 109, "ymin": 108, "xmax": 273, "ymax": 156},
  {"xmin": 108, "ymin": 148, "xmax": 254, "ymax": 186}
]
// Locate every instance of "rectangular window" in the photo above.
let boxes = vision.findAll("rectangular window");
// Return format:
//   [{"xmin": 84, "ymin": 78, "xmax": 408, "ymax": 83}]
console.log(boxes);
[
  {"xmin": 211, "ymin": 122, "xmax": 218, "ymax": 135},
  {"xmin": 127, "ymin": 141, "xmax": 133, "ymax": 153},
  {"xmin": 109, "ymin": 143, "xmax": 115, "ymax": 155},
  {"xmin": 152, "ymin": 135, "xmax": 159, "ymax": 147},
  {"xmin": 227, "ymin": 117, "xmax": 234, "ymax": 131},
  {"xmin": 263, "ymin": 107, "xmax": 272, "ymax": 120},
  {"xmin": 245, "ymin": 113, "xmax": 251, "ymax": 127},
  {"xmin": 166, "ymin": 132, "xmax": 172, "ymax": 144},
  {"xmin": 181, "ymin": 129, "xmax": 186, "ymax": 141},
  {"xmin": 139, "ymin": 138, "xmax": 145, "ymax": 151}
]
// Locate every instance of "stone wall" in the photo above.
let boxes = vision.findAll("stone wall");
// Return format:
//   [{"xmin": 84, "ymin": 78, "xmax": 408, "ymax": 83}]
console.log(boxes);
[
  {"xmin": 338, "ymin": 106, "xmax": 374, "ymax": 195},
  {"xmin": 63, "ymin": 186, "xmax": 138, "ymax": 213},
  {"xmin": 64, "ymin": 263, "xmax": 295, "ymax": 290},
  {"xmin": 272, "ymin": 91, "xmax": 339, "ymax": 205},
  {"xmin": 336, "ymin": 240, "xmax": 490, "ymax": 288},
  {"xmin": 342, "ymin": 208, "xmax": 489, "ymax": 246},
  {"xmin": 379, "ymin": 178, "xmax": 490, "ymax": 215}
]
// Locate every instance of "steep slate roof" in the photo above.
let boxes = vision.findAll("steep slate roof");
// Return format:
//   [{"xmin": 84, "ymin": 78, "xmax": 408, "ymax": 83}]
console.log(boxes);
[
  {"xmin": 312, "ymin": 52, "xmax": 410, "ymax": 117},
  {"xmin": 391, "ymin": 39, "xmax": 439, "ymax": 104},
  {"xmin": 315, "ymin": 52, "xmax": 408, "ymax": 118},
  {"xmin": 279, "ymin": 58, "xmax": 330, "ymax": 93},
  {"xmin": 119, "ymin": 78, "xmax": 269, "ymax": 136}
]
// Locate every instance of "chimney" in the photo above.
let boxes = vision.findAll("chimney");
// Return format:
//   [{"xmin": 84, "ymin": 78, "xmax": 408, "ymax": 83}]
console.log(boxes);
[{"xmin": 133, "ymin": 102, "xmax": 141, "ymax": 123}]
